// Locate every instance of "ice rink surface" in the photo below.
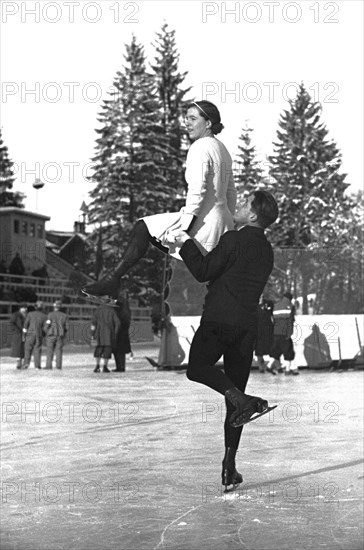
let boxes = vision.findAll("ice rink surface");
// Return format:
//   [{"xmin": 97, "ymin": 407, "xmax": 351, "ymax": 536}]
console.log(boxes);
[{"xmin": 1, "ymin": 342, "xmax": 363, "ymax": 550}]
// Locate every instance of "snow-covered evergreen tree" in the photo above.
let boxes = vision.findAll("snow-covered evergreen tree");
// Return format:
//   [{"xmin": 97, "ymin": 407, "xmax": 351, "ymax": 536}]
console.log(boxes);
[
  {"xmin": 268, "ymin": 84, "xmax": 352, "ymax": 312},
  {"xmin": 0, "ymin": 129, "xmax": 24, "ymax": 207},
  {"xmin": 87, "ymin": 36, "xmax": 173, "ymax": 300},
  {"xmin": 234, "ymin": 124, "xmax": 265, "ymax": 200},
  {"xmin": 151, "ymin": 21, "xmax": 191, "ymax": 204}
]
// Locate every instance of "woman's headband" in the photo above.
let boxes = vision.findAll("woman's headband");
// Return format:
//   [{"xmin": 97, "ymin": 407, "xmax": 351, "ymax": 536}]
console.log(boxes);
[{"xmin": 192, "ymin": 102, "xmax": 211, "ymax": 120}]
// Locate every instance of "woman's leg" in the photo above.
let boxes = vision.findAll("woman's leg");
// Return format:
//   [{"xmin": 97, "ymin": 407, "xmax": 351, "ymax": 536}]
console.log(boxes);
[{"xmin": 83, "ymin": 220, "xmax": 152, "ymax": 298}]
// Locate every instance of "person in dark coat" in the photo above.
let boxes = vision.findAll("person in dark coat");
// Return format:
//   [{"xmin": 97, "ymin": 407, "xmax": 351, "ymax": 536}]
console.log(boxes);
[
  {"xmin": 23, "ymin": 301, "xmax": 47, "ymax": 369},
  {"xmin": 10, "ymin": 305, "xmax": 28, "ymax": 369},
  {"xmin": 9, "ymin": 253, "xmax": 25, "ymax": 282},
  {"xmin": 32, "ymin": 264, "xmax": 49, "ymax": 286},
  {"xmin": 268, "ymin": 292, "xmax": 298, "ymax": 375},
  {"xmin": 44, "ymin": 300, "xmax": 69, "ymax": 369},
  {"xmin": 255, "ymin": 295, "xmax": 274, "ymax": 372},
  {"xmin": 91, "ymin": 304, "xmax": 121, "ymax": 373},
  {"xmin": 174, "ymin": 190, "xmax": 279, "ymax": 491},
  {"xmin": 112, "ymin": 291, "xmax": 132, "ymax": 372}
]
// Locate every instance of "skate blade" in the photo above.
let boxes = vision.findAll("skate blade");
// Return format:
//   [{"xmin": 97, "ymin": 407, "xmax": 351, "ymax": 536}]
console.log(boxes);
[
  {"xmin": 232, "ymin": 405, "xmax": 277, "ymax": 428},
  {"xmin": 223, "ymin": 481, "xmax": 243, "ymax": 493},
  {"xmin": 82, "ymin": 292, "xmax": 118, "ymax": 307}
]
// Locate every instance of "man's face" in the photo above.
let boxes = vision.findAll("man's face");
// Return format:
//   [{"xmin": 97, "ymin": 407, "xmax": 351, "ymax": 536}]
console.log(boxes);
[
  {"xmin": 233, "ymin": 196, "xmax": 255, "ymax": 227},
  {"xmin": 184, "ymin": 107, "xmax": 211, "ymax": 141}
]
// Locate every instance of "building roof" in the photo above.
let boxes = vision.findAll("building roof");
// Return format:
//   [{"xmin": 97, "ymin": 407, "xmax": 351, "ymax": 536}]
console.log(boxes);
[{"xmin": 0, "ymin": 207, "xmax": 50, "ymax": 221}]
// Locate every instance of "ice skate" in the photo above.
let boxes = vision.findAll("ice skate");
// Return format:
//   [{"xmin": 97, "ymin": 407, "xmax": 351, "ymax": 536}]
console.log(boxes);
[
  {"xmin": 221, "ymin": 447, "xmax": 243, "ymax": 492},
  {"xmin": 232, "ymin": 402, "xmax": 277, "ymax": 428},
  {"xmin": 81, "ymin": 277, "xmax": 120, "ymax": 307}
]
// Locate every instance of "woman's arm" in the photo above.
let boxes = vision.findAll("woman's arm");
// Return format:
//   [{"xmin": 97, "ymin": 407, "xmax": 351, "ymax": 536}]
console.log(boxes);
[
  {"xmin": 227, "ymin": 170, "xmax": 237, "ymax": 215},
  {"xmin": 182, "ymin": 141, "xmax": 211, "ymax": 227}
]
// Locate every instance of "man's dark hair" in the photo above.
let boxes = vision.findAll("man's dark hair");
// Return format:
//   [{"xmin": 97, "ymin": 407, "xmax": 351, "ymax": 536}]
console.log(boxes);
[
  {"xmin": 283, "ymin": 292, "xmax": 293, "ymax": 301},
  {"xmin": 251, "ymin": 190, "xmax": 279, "ymax": 228}
]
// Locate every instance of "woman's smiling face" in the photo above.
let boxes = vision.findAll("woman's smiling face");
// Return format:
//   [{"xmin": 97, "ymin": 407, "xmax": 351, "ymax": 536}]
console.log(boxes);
[{"xmin": 185, "ymin": 107, "xmax": 212, "ymax": 141}]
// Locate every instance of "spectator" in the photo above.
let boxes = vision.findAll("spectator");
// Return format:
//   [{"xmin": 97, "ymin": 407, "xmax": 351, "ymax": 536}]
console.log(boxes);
[
  {"xmin": 44, "ymin": 300, "xmax": 69, "ymax": 369},
  {"xmin": 0, "ymin": 259, "xmax": 7, "ymax": 281},
  {"xmin": 268, "ymin": 292, "xmax": 299, "ymax": 375},
  {"xmin": 9, "ymin": 253, "xmax": 25, "ymax": 282},
  {"xmin": 32, "ymin": 264, "xmax": 49, "ymax": 286},
  {"xmin": 255, "ymin": 296, "xmax": 274, "ymax": 373},
  {"xmin": 91, "ymin": 304, "xmax": 121, "ymax": 373},
  {"xmin": 10, "ymin": 304, "xmax": 28, "ymax": 369},
  {"xmin": 23, "ymin": 301, "xmax": 47, "ymax": 369},
  {"xmin": 112, "ymin": 291, "xmax": 133, "ymax": 372}
]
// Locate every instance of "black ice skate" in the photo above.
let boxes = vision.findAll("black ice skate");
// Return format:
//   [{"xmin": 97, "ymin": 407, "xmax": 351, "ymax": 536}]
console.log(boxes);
[
  {"xmin": 82, "ymin": 277, "xmax": 120, "ymax": 307},
  {"xmin": 221, "ymin": 447, "xmax": 243, "ymax": 493},
  {"xmin": 231, "ymin": 399, "xmax": 277, "ymax": 428}
]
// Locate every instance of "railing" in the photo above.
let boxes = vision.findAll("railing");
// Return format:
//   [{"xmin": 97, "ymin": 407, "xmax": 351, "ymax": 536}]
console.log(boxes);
[
  {"xmin": 0, "ymin": 273, "xmax": 88, "ymax": 303},
  {"xmin": 0, "ymin": 301, "xmax": 153, "ymax": 345},
  {"xmin": 0, "ymin": 272, "xmax": 71, "ymax": 287},
  {"xmin": 0, "ymin": 273, "xmax": 154, "ymax": 343}
]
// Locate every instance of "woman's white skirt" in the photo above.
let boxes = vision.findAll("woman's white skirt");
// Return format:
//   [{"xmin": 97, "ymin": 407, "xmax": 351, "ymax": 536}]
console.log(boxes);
[{"xmin": 142, "ymin": 206, "xmax": 234, "ymax": 260}]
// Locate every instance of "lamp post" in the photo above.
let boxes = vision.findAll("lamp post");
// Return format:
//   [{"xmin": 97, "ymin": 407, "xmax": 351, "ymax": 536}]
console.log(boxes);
[{"xmin": 33, "ymin": 178, "xmax": 45, "ymax": 212}]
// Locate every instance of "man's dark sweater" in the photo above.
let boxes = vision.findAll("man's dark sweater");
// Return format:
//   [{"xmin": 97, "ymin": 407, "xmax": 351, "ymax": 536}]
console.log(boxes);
[{"xmin": 180, "ymin": 226, "xmax": 274, "ymax": 331}]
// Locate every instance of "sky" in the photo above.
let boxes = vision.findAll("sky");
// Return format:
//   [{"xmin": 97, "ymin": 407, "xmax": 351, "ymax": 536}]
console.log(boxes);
[{"xmin": 1, "ymin": 0, "xmax": 363, "ymax": 231}]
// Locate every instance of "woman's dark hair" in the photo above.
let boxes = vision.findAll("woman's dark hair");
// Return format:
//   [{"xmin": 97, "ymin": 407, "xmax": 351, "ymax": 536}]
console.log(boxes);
[
  {"xmin": 251, "ymin": 190, "xmax": 279, "ymax": 228},
  {"xmin": 188, "ymin": 100, "xmax": 224, "ymax": 135}
]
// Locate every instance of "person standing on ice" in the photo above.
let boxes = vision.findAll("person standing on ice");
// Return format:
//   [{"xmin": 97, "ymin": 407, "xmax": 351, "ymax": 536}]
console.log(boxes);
[
  {"xmin": 82, "ymin": 100, "xmax": 237, "ymax": 304},
  {"xmin": 172, "ymin": 191, "xmax": 279, "ymax": 492}
]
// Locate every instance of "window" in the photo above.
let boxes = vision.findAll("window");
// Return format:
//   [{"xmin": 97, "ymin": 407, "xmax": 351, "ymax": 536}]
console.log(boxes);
[
  {"xmin": 21, "ymin": 221, "xmax": 28, "ymax": 236},
  {"xmin": 37, "ymin": 224, "xmax": 43, "ymax": 238},
  {"xmin": 13, "ymin": 220, "xmax": 19, "ymax": 234},
  {"xmin": 30, "ymin": 223, "xmax": 35, "ymax": 237}
]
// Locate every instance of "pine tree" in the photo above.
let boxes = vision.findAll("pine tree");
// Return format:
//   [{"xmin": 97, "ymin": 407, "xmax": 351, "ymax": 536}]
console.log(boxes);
[
  {"xmin": 0, "ymin": 129, "xmax": 24, "ymax": 207},
  {"xmin": 87, "ymin": 35, "xmax": 173, "ymax": 301},
  {"xmin": 234, "ymin": 123, "xmax": 265, "ymax": 200},
  {"xmin": 151, "ymin": 21, "xmax": 192, "ymax": 203},
  {"xmin": 268, "ymin": 84, "xmax": 351, "ymax": 313},
  {"xmin": 314, "ymin": 190, "xmax": 363, "ymax": 313}
]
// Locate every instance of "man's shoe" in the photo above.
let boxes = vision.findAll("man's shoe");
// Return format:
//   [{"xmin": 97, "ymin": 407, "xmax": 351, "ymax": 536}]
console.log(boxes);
[
  {"xmin": 112, "ymin": 369, "xmax": 125, "ymax": 372},
  {"xmin": 230, "ymin": 395, "xmax": 269, "ymax": 428},
  {"xmin": 225, "ymin": 387, "xmax": 253, "ymax": 426},
  {"xmin": 291, "ymin": 369, "xmax": 300, "ymax": 375},
  {"xmin": 222, "ymin": 447, "xmax": 243, "ymax": 492},
  {"xmin": 266, "ymin": 367, "xmax": 276, "ymax": 376}
]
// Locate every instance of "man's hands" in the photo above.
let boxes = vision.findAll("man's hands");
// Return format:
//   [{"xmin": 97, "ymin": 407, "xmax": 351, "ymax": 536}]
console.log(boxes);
[{"xmin": 164, "ymin": 228, "xmax": 190, "ymax": 246}]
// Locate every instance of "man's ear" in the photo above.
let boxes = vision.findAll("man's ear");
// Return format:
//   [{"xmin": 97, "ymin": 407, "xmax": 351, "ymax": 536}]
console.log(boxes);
[{"xmin": 249, "ymin": 210, "xmax": 258, "ymax": 222}]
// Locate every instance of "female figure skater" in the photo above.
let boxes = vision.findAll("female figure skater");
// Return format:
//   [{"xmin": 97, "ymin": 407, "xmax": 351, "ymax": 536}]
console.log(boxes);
[{"xmin": 82, "ymin": 100, "xmax": 237, "ymax": 303}]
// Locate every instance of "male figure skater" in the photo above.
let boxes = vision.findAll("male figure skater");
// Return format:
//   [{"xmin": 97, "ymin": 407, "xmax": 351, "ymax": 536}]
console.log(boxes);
[{"xmin": 173, "ymin": 190, "xmax": 279, "ymax": 490}]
